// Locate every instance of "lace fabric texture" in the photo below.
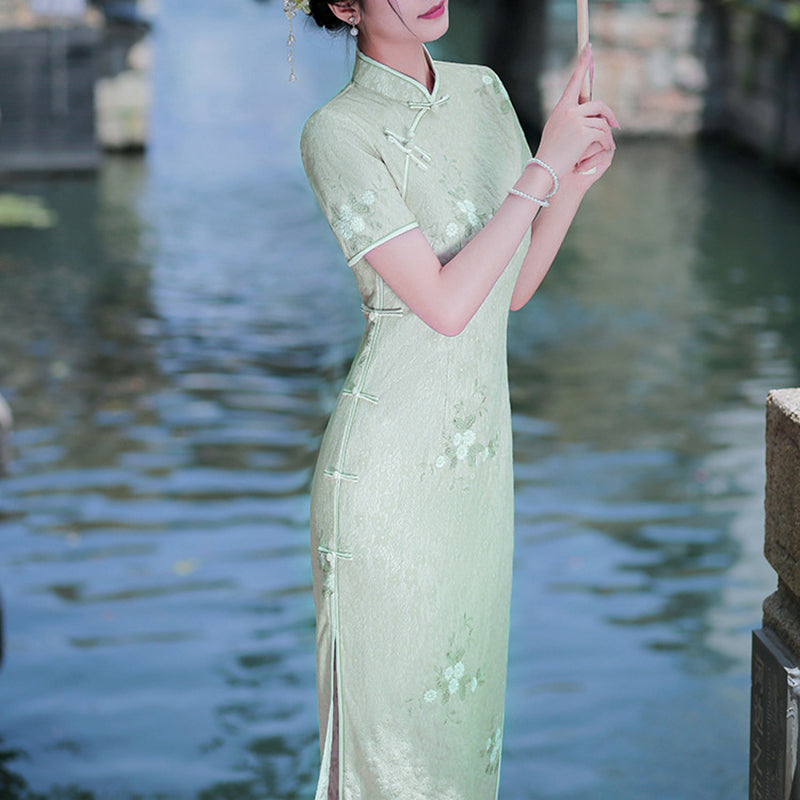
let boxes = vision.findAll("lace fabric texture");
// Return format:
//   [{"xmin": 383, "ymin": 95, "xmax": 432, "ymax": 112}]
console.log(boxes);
[{"xmin": 300, "ymin": 44, "xmax": 533, "ymax": 800}]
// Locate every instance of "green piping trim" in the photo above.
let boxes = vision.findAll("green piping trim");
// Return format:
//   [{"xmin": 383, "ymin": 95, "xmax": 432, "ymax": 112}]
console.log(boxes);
[{"xmin": 347, "ymin": 221, "xmax": 420, "ymax": 267}]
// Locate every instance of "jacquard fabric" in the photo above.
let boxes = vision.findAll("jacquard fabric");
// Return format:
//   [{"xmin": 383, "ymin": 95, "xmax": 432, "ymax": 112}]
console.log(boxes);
[{"xmin": 300, "ymin": 43, "xmax": 533, "ymax": 800}]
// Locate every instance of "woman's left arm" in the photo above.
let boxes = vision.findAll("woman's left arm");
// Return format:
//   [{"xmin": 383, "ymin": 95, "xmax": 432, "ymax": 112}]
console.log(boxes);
[{"xmin": 509, "ymin": 140, "xmax": 615, "ymax": 311}]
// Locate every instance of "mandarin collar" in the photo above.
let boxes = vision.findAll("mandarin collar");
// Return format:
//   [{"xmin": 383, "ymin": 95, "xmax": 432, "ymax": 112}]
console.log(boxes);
[{"xmin": 351, "ymin": 44, "xmax": 441, "ymax": 105}]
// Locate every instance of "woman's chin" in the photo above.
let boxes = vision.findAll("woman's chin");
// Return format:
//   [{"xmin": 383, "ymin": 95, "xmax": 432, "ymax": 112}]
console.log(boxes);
[{"xmin": 421, "ymin": 20, "xmax": 449, "ymax": 43}]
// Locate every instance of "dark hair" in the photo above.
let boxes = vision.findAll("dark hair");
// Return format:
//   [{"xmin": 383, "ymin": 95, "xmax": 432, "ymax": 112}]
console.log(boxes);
[
  {"xmin": 308, "ymin": 0, "xmax": 357, "ymax": 33},
  {"xmin": 308, "ymin": 0, "xmax": 412, "ymax": 34}
]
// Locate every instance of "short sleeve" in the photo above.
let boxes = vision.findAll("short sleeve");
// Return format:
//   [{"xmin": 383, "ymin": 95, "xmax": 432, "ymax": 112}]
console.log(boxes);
[{"xmin": 300, "ymin": 108, "xmax": 421, "ymax": 269}]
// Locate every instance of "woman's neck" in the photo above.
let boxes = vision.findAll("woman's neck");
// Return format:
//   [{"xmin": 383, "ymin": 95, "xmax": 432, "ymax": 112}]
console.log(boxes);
[{"xmin": 357, "ymin": 38, "xmax": 434, "ymax": 92}]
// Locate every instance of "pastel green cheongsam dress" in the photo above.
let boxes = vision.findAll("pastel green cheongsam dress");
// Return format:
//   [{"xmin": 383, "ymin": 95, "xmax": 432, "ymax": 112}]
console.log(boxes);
[{"xmin": 300, "ymin": 43, "xmax": 533, "ymax": 800}]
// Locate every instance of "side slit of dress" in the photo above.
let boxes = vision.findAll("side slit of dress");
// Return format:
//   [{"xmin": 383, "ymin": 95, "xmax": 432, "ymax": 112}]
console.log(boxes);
[
  {"xmin": 316, "ymin": 276, "xmax": 388, "ymax": 800},
  {"xmin": 316, "ymin": 614, "xmax": 343, "ymax": 800},
  {"xmin": 328, "ymin": 647, "xmax": 339, "ymax": 800}
]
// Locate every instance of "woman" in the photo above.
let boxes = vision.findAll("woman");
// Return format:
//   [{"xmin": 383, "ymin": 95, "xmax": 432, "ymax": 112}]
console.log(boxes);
[{"xmin": 296, "ymin": 1, "xmax": 620, "ymax": 797}]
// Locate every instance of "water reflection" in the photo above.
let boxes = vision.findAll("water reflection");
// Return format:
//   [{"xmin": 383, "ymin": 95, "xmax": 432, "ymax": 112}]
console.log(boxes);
[{"xmin": 0, "ymin": 1, "xmax": 798, "ymax": 799}]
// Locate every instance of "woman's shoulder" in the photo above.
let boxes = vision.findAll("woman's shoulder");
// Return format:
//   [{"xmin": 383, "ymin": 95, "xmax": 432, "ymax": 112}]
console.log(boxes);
[
  {"xmin": 300, "ymin": 87, "xmax": 367, "ymax": 152},
  {"xmin": 434, "ymin": 58, "xmax": 503, "ymax": 87},
  {"xmin": 435, "ymin": 58, "xmax": 513, "ymax": 111},
  {"xmin": 302, "ymin": 84, "xmax": 357, "ymax": 128}
]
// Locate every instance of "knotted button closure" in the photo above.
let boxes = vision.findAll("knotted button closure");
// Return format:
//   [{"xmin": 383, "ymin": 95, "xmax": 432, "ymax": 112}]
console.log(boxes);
[
  {"xmin": 383, "ymin": 128, "xmax": 432, "ymax": 170},
  {"xmin": 361, "ymin": 302, "xmax": 404, "ymax": 322},
  {"xmin": 406, "ymin": 93, "xmax": 451, "ymax": 111}
]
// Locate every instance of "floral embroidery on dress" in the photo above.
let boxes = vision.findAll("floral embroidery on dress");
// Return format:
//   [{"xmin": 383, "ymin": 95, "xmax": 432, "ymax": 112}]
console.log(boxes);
[
  {"xmin": 318, "ymin": 549, "xmax": 336, "ymax": 597},
  {"xmin": 474, "ymin": 70, "xmax": 511, "ymax": 115},
  {"xmin": 433, "ymin": 378, "xmax": 499, "ymax": 470},
  {"xmin": 317, "ymin": 544, "xmax": 353, "ymax": 597},
  {"xmin": 447, "ymin": 195, "xmax": 486, "ymax": 238},
  {"xmin": 329, "ymin": 184, "xmax": 381, "ymax": 255},
  {"xmin": 456, "ymin": 198, "xmax": 480, "ymax": 228},
  {"xmin": 433, "ymin": 154, "xmax": 492, "ymax": 245},
  {"xmin": 404, "ymin": 613, "xmax": 486, "ymax": 723},
  {"xmin": 484, "ymin": 717, "xmax": 504, "ymax": 775}
]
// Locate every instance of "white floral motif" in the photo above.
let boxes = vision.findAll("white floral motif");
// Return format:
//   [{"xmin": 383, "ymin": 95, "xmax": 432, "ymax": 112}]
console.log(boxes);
[
  {"xmin": 418, "ymin": 613, "xmax": 485, "ymax": 719},
  {"xmin": 474, "ymin": 70, "xmax": 512, "ymax": 114},
  {"xmin": 457, "ymin": 199, "xmax": 479, "ymax": 227},
  {"xmin": 318, "ymin": 550, "xmax": 336, "ymax": 596},
  {"xmin": 330, "ymin": 184, "xmax": 383, "ymax": 253},
  {"xmin": 336, "ymin": 201, "xmax": 366, "ymax": 240},
  {"xmin": 433, "ymin": 379, "xmax": 499, "ymax": 471},
  {"xmin": 437, "ymin": 153, "xmax": 492, "ymax": 239},
  {"xmin": 484, "ymin": 723, "xmax": 503, "ymax": 774}
]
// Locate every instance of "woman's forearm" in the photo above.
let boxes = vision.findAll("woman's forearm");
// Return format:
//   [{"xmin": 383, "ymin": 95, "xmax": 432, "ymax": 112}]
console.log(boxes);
[
  {"xmin": 435, "ymin": 163, "xmax": 557, "ymax": 328},
  {"xmin": 364, "ymin": 162, "xmax": 555, "ymax": 337},
  {"xmin": 367, "ymin": 161, "xmax": 557, "ymax": 337},
  {"xmin": 509, "ymin": 180, "xmax": 586, "ymax": 311}
]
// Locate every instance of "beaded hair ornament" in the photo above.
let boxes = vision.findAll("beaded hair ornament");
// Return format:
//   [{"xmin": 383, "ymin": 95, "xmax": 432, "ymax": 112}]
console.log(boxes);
[{"xmin": 283, "ymin": 0, "xmax": 311, "ymax": 82}]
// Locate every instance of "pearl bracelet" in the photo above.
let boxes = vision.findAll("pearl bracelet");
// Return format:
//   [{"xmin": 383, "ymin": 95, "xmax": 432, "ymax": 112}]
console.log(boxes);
[
  {"xmin": 508, "ymin": 156, "xmax": 559, "ymax": 208},
  {"xmin": 525, "ymin": 156, "xmax": 559, "ymax": 199},
  {"xmin": 508, "ymin": 187, "xmax": 549, "ymax": 207}
]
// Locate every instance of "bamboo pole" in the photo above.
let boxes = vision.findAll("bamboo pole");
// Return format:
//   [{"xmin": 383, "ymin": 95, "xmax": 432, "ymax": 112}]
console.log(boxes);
[
  {"xmin": 577, "ymin": 0, "xmax": 591, "ymax": 103},
  {"xmin": 577, "ymin": 0, "xmax": 596, "ymax": 174}
]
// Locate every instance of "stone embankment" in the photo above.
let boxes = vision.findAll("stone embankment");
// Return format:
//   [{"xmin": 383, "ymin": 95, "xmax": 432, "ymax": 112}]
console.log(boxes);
[
  {"xmin": 541, "ymin": 0, "xmax": 707, "ymax": 136},
  {"xmin": 540, "ymin": 0, "xmax": 800, "ymax": 175}
]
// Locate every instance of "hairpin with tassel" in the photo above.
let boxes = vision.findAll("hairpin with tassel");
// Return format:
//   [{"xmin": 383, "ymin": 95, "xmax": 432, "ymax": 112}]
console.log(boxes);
[{"xmin": 283, "ymin": 0, "xmax": 311, "ymax": 82}]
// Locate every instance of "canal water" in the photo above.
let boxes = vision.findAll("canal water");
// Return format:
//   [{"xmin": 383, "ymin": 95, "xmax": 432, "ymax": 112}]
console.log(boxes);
[{"xmin": 1, "ymin": 1, "xmax": 799, "ymax": 798}]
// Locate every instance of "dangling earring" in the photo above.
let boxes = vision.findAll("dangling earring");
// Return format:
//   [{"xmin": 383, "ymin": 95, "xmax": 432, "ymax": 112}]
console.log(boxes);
[{"xmin": 349, "ymin": 14, "xmax": 358, "ymax": 36}]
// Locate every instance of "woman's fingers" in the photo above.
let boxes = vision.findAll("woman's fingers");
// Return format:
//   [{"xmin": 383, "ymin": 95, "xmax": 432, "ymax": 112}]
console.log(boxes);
[
  {"xmin": 577, "ymin": 140, "xmax": 606, "ymax": 163},
  {"xmin": 557, "ymin": 43, "xmax": 593, "ymax": 108},
  {"xmin": 575, "ymin": 142, "xmax": 613, "ymax": 171},
  {"xmin": 575, "ymin": 145, "xmax": 613, "ymax": 173},
  {"xmin": 578, "ymin": 99, "xmax": 621, "ymax": 129},
  {"xmin": 583, "ymin": 118, "xmax": 616, "ymax": 151}
]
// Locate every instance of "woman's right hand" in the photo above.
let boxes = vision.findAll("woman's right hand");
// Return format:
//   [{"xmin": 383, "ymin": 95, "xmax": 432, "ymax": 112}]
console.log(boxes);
[{"xmin": 533, "ymin": 43, "xmax": 620, "ymax": 181}]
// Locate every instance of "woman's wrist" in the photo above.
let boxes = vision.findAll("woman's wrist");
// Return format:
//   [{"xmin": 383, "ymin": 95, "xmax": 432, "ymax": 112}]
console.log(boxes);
[
  {"xmin": 524, "ymin": 157, "xmax": 559, "ymax": 198},
  {"xmin": 513, "ymin": 161, "xmax": 557, "ymax": 206}
]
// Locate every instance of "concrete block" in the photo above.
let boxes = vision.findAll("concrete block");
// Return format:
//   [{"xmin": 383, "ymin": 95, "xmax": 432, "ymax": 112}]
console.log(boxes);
[
  {"xmin": 765, "ymin": 388, "xmax": 800, "ymax": 598},
  {"xmin": 763, "ymin": 581, "xmax": 800, "ymax": 660}
]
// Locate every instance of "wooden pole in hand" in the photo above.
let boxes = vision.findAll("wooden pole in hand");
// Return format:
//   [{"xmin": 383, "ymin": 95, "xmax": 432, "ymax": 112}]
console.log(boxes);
[
  {"xmin": 577, "ymin": 0, "xmax": 591, "ymax": 103},
  {"xmin": 577, "ymin": 0, "xmax": 596, "ymax": 173}
]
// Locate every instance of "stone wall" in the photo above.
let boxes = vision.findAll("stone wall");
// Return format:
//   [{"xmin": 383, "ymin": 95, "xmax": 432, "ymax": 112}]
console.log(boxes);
[
  {"xmin": 749, "ymin": 388, "xmax": 800, "ymax": 800},
  {"xmin": 538, "ymin": 0, "xmax": 800, "ymax": 175},
  {"xmin": 700, "ymin": 0, "xmax": 800, "ymax": 174},
  {"xmin": 0, "ymin": 1, "xmax": 152, "ymax": 172},
  {"xmin": 763, "ymin": 388, "xmax": 800, "ymax": 658},
  {"xmin": 0, "ymin": 23, "xmax": 102, "ymax": 173},
  {"xmin": 540, "ymin": 0, "xmax": 708, "ymax": 136}
]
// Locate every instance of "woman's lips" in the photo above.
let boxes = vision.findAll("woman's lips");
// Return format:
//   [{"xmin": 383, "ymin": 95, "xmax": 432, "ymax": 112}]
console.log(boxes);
[{"xmin": 419, "ymin": 0, "xmax": 445, "ymax": 19}]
